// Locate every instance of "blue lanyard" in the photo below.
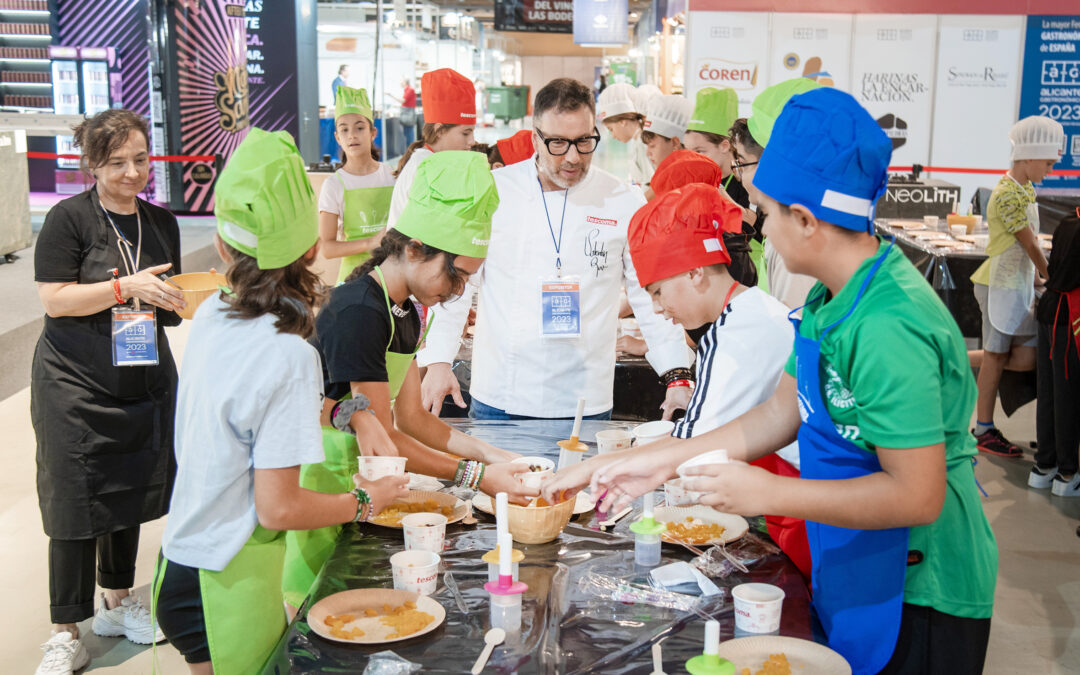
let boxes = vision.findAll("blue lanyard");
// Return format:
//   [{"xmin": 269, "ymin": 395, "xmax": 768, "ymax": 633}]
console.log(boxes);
[{"xmin": 537, "ymin": 177, "xmax": 568, "ymax": 274}]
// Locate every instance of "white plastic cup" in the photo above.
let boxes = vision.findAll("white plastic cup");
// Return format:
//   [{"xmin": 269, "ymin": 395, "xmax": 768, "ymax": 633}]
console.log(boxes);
[
  {"xmin": 511, "ymin": 456, "xmax": 554, "ymax": 491},
  {"xmin": 732, "ymin": 583, "xmax": 785, "ymax": 633},
  {"xmin": 357, "ymin": 455, "xmax": 407, "ymax": 481},
  {"xmin": 923, "ymin": 215, "xmax": 939, "ymax": 229},
  {"xmin": 634, "ymin": 532, "xmax": 662, "ymax": 567},
  {"xmin": 402, "ymin": 512, "xmax": 447, "ymax": 553},
  {"xmin": 390, "ymin": 550, "xmax": 440, "ymax": 596},
  {"xmin": 950, "ymin": 224, "xmax": 967, "ymax": 238},
  {"xmin": 596, "ymin": 429, "xmax": 633, "ymax": 454},
  {"xmin": 676, "ymin": 449, "xmax": 730, "ymax": 478},
  {"xmin": 663, "ymin": 478, "xmax": 705, "ymax": 506},
  {"xmin": 633, "ymin": 420, "xmax": 675, "ymax": 446}
]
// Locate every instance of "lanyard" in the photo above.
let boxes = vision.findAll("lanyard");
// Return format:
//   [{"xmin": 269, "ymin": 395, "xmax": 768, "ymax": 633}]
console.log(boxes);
[
  {"xmin": 722, "ymin": 173, "xmax": 734, "ymax": 191},
  {"xmin": 537, "ymin": 177, "xmax": 569, "ymax": 274},
  {"xmin": 721, "ymin": 280, "xmax": 739, "ymax": 310},
  {"xmin": 102, "ymin": 205, "xmax": 142, "ymax": 278}
]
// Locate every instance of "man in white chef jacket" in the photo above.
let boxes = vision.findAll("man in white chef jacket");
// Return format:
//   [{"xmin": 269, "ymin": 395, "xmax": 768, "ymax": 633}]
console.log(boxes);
[{"xmin": 419, "ymin": 78, "xmax": 693, "ymax": 420}]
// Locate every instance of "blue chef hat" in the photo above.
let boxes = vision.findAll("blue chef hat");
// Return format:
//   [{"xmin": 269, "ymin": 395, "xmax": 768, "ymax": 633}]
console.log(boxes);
[{"xmin": 753, "ymin": 88, "xmax": 892, "ymax": 234}]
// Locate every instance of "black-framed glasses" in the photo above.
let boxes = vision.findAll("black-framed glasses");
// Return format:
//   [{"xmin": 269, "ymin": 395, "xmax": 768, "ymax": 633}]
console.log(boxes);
[
  {"xmin": 535, "ymin": 128, "xmax": 601, "ymax": 156},
  {"xmin": 731, "ymin": 159, "xmax": 758, "ymax": 175}
]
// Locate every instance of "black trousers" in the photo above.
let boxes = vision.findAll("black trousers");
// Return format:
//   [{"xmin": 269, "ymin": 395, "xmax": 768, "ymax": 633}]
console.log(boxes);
[
  {"xmin": 49, "ymin": 526, "xmax": 139, "ymax": 624},
  {"xmin": 1035, "ymin": 316, "xmax": 1080, "ymax": 475},
  {"xmin": 879, "ymin": 603, "xmax": 991, "ymax": 675}
]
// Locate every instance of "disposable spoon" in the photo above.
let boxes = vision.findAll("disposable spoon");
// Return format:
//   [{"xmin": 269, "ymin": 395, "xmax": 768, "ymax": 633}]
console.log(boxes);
[{"xmin": 471, "ymin": 627, "xmax": 506, "ymax": 674}]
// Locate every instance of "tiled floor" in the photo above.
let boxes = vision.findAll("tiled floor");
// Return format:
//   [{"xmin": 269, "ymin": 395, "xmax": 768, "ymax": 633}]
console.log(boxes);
[{"xmin": 2, "ymin": 318, "xmax": 1078, "ymax": 673}]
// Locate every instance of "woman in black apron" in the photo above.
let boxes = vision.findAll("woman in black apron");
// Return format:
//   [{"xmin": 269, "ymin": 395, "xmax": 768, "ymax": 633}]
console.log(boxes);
[{"xmin": 32, "ymin": 109, "xmax": 186, "ymax": 674}]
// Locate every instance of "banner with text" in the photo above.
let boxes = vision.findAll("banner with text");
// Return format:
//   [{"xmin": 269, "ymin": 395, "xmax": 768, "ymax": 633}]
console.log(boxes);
[
  {"xmin": 851, "ymin": 14, "xmax": 938, "ymax": 167},
  {"xmin": 685, "ymin": 11, "xmax": 771, "ymax": 117},
  {"xmin": 768, "ymin": 13, "xmax": 853, "ymax": 92},
  {"xmin": 1019, "ymin": 15, "xmax": 1080, "ymax": 189},
  {"xmin": 573, "ymin": 0, "xmax": 628, "ymax": 46},
  {"xmin": 930, "ymin": 15, "xmax": 1023, "ymax": 203},
  {"xmin": 494, "ymin": 0, "xmax": 573, "ymax": 33},
  {"xmin": 245, "ymin": 0, "xmax": 299, "ymax": 141}
]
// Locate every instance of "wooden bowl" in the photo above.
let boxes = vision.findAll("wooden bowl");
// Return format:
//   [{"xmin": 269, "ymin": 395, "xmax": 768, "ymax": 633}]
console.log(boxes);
[
  {"xmin": 506, "ymin": 496, "xmax": 575, "ymax": 544},
  {"xmin": 168, "ymin": 272, "xmax": 227, "ymax": 320}
]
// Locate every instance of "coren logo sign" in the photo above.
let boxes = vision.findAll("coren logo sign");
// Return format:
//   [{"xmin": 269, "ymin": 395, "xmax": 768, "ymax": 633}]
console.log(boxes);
[{"xmin": 695, "ymin": 60, "xmax": 758, "ymax": 90}]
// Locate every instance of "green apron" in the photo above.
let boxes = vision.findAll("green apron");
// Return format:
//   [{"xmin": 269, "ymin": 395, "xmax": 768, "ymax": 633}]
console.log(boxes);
[
  {"xmin": 282, "ymin": 266, "xmax": 432, "ymax": 607},
  {"xmin": 153, "ymin": 526, "xmax": 285, "ymax": 674},
  {"xmin": 335, "ymin": 173, "xmax": 394, "ymax": 284},
  {"xmin": 750, "ymin": 238, "xmax": 769, "ymax": 294}
]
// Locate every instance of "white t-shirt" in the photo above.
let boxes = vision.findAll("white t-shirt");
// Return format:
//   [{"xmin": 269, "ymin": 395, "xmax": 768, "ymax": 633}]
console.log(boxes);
[
  {"xmin": 162, "ymin": 295, "xmax": 326, "ymax": 571},
  {"xmin": 765, "ymin": 238, "xmax": 817, "ymax": 311},
  {"xmin": 318, "ymin": 164, "xmax": 396, "ymax": 229},
  {"xmin": 673, "ymin": 286, "xmax": 800, "ymax": 468},
  {"xmin": 387, "ymin": 147, "xmax": 432, "ymax": 229}
]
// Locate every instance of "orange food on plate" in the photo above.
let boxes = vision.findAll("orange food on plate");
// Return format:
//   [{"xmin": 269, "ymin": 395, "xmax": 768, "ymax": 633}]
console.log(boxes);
[
  {"xmin": 363, "ymin": 608, "xmax": 378, "ymax": 617},
  {"xmin": 380, "ymin": 605, "xmax": 435, "ymax": 639},
  {"xmin": 739, "ymin": 653, "xmax": 791, "ymax": 675},
  {"xmin": 665, "ymin": 519, "xmax": 726, "ymax": 543},
  {"xmin": 371, "ymin": 499, "xmax": 453, "ymax": 526}
]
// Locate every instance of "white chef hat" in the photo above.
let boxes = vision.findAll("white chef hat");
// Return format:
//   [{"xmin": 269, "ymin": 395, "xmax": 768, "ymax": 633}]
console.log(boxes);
[
  {"xmin": 597, "ymin": 83, "xmax": 638, "ymax": 121},
  {"xmin": 631, "ymin": 84, "xmax": 662, "ymax": 115},
  {"xmin": 1009, "ymin": 116, "xmax": 1065, "ymax": 161},
  {"xmin": 644, "ymin": 94, "xmax": 693, "ymax": 140}
]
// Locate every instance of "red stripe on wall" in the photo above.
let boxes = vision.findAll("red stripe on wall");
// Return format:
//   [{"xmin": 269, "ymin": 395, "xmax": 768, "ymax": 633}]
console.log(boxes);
[{"xmin": 687, "ymin": 0, "xmax": 1077, "ymax": 14}]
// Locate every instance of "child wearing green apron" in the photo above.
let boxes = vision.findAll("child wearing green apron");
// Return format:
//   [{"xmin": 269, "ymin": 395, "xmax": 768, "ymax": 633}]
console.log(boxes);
[
  {"xmin": 319, "ymin": 86, "xmax": 396, "ymax": 283},
  {"xmin": 282, "ymin": 151, "xmax": 538, "ymax": 610},
  {"xmin": 577, "ymin": 89, "xmax": 997, "ymax": 674},
  {"xmin": 154, "ymin": 129, "xmax": 409, "ymax": 675}
]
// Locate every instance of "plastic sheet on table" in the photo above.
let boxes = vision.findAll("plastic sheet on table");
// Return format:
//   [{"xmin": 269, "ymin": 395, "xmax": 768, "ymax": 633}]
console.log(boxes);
[{"xmin": 362, "ymin": 650, "xmax": 422, "ymax": 674}]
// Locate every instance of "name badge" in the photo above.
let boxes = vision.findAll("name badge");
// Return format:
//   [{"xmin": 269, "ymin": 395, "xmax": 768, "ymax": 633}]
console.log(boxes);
[
  {"xmin": 111, "ymin": 308, "xmax": 159, "ymax": 366},
  {"xmin": 540, "ymin": 277, "xmax": 581, "ymax": 338}
]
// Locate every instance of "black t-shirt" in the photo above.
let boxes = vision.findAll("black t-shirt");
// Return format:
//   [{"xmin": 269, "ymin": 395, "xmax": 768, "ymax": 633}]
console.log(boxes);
[
  {"xmin": 724, "ymin": 174, "xmax": 751, "ymax": 210},
  {"xmin": 313, "ymin": 273, "xmax": 421, "ymax": 401}
]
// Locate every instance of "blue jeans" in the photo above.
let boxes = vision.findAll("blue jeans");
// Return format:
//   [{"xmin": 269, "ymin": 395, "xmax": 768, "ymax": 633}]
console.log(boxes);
[
  {"xmin": 402, "ymin": 122, "xmax": 415, "ymax": 147},
  {"xmin": 469, "ymin": 398, "xmax": 612, "ymax": 421}
]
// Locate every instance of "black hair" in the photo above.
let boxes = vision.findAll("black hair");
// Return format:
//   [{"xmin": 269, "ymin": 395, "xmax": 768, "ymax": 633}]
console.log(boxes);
[
  {"xmin": 729, "ymin": 118, "xmax": 763, "ymax": 158},
  {"xmin": 346, "ymin": 229, "xmax": 467, "ymax": 299},
  {"xmin": 336, "ymin": 115, "xmax": 380, "ymax": 168},
  {"xmin": 534, "ymin": 78, "xmax": 595, "ymax": 121}
]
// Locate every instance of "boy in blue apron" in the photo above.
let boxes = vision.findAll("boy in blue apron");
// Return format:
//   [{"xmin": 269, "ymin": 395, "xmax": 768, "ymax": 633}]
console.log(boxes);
[
  {"xmin": 579, "ymin": 88, "xmax": 997, "ymax": 674},
  {"xmin": 153, "ymin": 128, "xmax": 409, "ymax": 675}
]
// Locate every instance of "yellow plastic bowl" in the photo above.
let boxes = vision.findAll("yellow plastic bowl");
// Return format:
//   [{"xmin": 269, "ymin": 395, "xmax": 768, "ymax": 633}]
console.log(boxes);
[
  {"xmin": 506, "ymin": 496, "xmax": 576, "ymax": 545},
  {"xmin": 168, "ymin": 272, "xmax": 227, "ymax": 320}
]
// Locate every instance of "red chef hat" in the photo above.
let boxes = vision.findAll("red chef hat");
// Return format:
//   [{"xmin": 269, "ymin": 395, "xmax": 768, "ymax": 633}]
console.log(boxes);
[
  {"xmin": 650, "ymin": 149, "xmax": 724, "ymax": 197},
  {"xmin": 496, "ymin": 129, "xmax": 535, "ymax": 166},
  {"xmin": 629, "ymin": 184, "xmax": 745, "ymax": 287},
  {"xmin": 421, "ymin": 68, "xmax": 476, "ymax": 124}
]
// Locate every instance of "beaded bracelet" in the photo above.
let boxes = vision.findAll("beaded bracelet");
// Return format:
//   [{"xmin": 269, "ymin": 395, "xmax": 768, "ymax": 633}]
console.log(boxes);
[
  {"xmin": 351, "ymin": 487, "xmax": 371, "ymax": 523},
  {"xmin": 453, "ymin": 459, "xmax": 468, "ymax": 486},
  {"xmin": 471, "ymin": 463, "xmax": 486, "ymax": 490},
  {"xmin": 660, "ymin": 367, "xmax": 695, "ymax": 387}
]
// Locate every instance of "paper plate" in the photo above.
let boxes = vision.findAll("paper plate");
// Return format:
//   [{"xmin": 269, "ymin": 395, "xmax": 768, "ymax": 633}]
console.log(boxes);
[
  {"xmin": 406, "ymin": 473, "xmax": 445, "ymax": 491},
  {"xmin": 473, "ymin": 491, "xmax": 596, "ymax": 516},
  {"xmin": 714, "ymin": 636, "xmax": 851, "ymax": 675},
  {"xmin": 368, "ymin": 490, "xmax": 467, "ymax": 529},
  {"xmin": 653, "ymin": 506, "xmax": 749, "ymax": 546},
  {"xmin": 886, "ymin": 220, "xmax": 926, "ymax": 230},
  {"xmin": 308, "ymin": 588, "xmax": 446, "ymax": 645}
]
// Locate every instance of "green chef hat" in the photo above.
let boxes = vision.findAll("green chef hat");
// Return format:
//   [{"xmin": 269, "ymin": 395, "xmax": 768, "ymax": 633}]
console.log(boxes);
[
  {"xmin": 335, "ymin": 86, "xmax": 373, "ymax": 121},
  {"xmin": 214, "ymin": 127, "xmax": 318, "ymax": 270},
  {"xmin": 687, "ymin": 87, "xmax": 739, "ymax": 136},
  {"xmin": 395, "ymin": 151, "xmax": 499, "ymax": 258},
  {"xmin": 748, "ymin": 78, "xmax": 822, "ymax": 147}
]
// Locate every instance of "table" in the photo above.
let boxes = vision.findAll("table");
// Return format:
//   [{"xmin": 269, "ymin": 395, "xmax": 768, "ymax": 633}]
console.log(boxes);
[{"xmin": 262, "ymin": 421, "xmax": 818, "ymax": 674}]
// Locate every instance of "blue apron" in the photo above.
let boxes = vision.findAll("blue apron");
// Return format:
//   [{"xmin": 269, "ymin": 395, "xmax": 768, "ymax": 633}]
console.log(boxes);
[{"xmin": 789, "ymin": 240, "xmax": 907, "ymax": 675}]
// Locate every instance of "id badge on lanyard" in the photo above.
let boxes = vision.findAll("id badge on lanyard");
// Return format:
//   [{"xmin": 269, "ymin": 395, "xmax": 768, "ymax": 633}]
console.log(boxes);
[
  {"xmin": 111, "ymin": 307, "xmax": 159, "ymax": 366},
  {"xmin": 540, "ymin": 276, "xmax": 581, "ymax": 338}
]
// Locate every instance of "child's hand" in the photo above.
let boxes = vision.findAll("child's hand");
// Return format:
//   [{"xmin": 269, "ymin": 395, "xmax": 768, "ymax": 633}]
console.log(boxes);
[
  {"xmin": 356, "ymin": 474, "xmax": 409, "ymax": 515},
  {"xmin": 682, "ymin": 461, "xmax": 775, "ymax": 516},
  {"xmin": 479, "ymin": 462, "xmax": 537, "ymax": 505}
]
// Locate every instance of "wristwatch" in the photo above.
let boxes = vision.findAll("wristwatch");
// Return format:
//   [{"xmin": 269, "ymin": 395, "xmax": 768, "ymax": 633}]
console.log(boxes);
[{"xmin": 331, "ymin": 394, "xmax": 373, "ymax": 432}]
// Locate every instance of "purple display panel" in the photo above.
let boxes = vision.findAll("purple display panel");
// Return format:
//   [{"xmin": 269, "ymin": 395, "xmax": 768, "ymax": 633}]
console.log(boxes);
[
  {"xmin": 172, "ymin": 0, "xmax": 249, "ymax": 212},
  {"xmin": 244, "ymin": 1, "xmax": 299, "ymax": 139}
]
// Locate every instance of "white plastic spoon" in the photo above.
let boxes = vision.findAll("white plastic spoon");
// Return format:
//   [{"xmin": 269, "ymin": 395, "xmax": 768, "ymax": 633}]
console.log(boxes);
[
  {"xmin": 471, "ymin": 627, "xmax": 506, "ymax": 674},
  {"xmin": 650, "ymin": 641, "xmax": 666, "ymax": 674}
]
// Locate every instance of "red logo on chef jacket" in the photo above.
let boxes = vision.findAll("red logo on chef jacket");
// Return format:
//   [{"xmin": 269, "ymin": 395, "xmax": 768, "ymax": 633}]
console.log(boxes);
[{"xmin": 587, "ymin": 215, "xmax": 618, "ymax": 226}]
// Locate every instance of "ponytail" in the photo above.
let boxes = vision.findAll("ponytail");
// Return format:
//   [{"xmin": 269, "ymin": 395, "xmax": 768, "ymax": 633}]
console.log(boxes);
[{"xmin": 393, "ymin": 123, "xmax": 460, "ymax": 177}]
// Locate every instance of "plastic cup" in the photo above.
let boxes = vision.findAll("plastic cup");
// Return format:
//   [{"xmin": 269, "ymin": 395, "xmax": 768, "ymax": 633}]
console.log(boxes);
[
  {"xmin": 596, "ymin": 429, "xmax": 633, "ymax": 454},
  {"xmin": 490, "ymin": 591, "xmax": 523, "ymax": 633},
  {"xmin": 357, "ymin": 455, "xmax": 407, "ymax": 481},
  {"xmin": 676, "ymin": 449, "xmax": 730, "ymax": 478},
  {"xmin": 633, "ymin": 420, "xmax": 675, "ymax": 446},
  {"xmin": 664, "ymin": 478, "xmax": 705, "ymax": 506},
  {"xmin": 923, "ymin": 215, "xmax": 939, "ymax": 229},
  {"xmin": 950, "ymin": 224, "xmax": 967, "ymax": 238},
  {"xmin": 483, "ymin": 546, "xmax": 523, "ymax": 582},
  {"xmin": 634, "ymin": 532, "xmax": 662, "ymax": 567},
  {"xmin": 390, "ymin": 550, "xmax": 440, "ymax": 596},
  {"xmin": 511, "ymin": 456, "xmax": 554, "ymax": 491},
  {"xmin": 732, "ymin": 583, "xmax": 785, "ymax": 633},
  {"xmin": 402, "ymin": 512, "xmax": 447, "ymax": 553}
]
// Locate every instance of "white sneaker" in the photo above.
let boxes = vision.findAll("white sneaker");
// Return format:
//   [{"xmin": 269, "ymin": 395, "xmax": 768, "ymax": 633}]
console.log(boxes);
[
  {"xmin": 1051, "ymin": 473, "xmax": 1080, "ymax": 498},
  {"xmin": 35, "ymin": 631, "xmax": 90, "ymax": 675},
  {"xmin": 92, "ymin": 595, "xmax": 165, "ymax": 645},
  {"xmin": 1028, "ymin": 465, "xmax": 1057, "ymax": 489}
]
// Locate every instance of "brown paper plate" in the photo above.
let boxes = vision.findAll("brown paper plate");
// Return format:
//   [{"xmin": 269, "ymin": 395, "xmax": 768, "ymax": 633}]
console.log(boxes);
[
  {"xmin": 368, "ymin": 490, "xmax": 467, "ymax": 529},
  {"xmin": 885, "ymin": 220, "xmax": 927, "ymax": 230},
  {"xmin": 308, "ymin": 588, "xmax": 446, "ymax": 645},
  {"xmin": 715, "ymin": 636, "xmax": 850, "ymax": 674},
  {"xmin": 473, "ymin": 491, "xmax": 596, "ymax": 516},
  {"xmin": 654, "ymin": 506, "xmax": 749, "ymax": 546}
]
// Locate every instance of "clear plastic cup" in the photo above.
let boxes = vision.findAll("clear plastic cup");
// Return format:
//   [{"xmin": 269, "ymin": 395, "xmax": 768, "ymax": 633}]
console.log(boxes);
[
  {"xmin": 357, "ymin": 455, "xmax": 407, "ymax": 481},
  {"xmin": 402, "ymin": 512, "xmax": 447, "ymax": 553},
  {"xmin": 390, "ymin": 550, "xmax": 440, "ymax": 596},
  {"xmin": 732, "ymin": 583, "xmax": 785, "ymax": 633},
  {"xmin": 489, "ymin": 592, "xmax": 523, "ymax": 633},
  {"xmin": 634, "ymin": 532, "xmax": 662, "ymax": 567},
  {"xmin": 596, "ymin": 429, "xmax": 633, "ymax": 454}
]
